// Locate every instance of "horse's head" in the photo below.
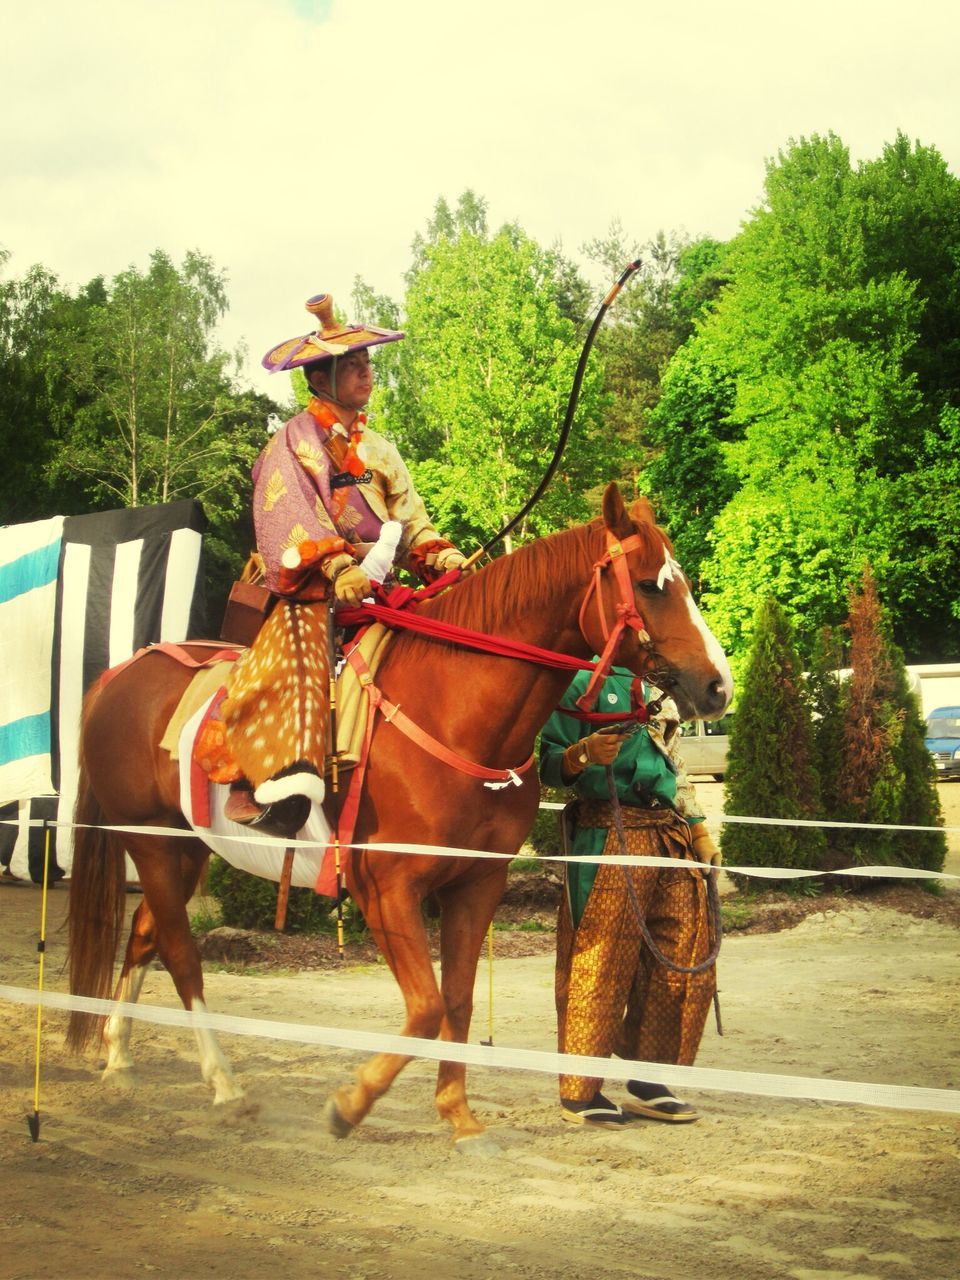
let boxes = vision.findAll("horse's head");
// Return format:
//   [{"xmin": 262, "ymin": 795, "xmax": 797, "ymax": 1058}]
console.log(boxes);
[{"xmin": 580, "ymin": 484, "xmax": 733, "ymax": 721}]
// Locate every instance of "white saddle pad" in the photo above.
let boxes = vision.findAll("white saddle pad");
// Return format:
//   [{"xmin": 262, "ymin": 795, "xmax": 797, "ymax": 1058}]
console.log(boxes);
[{"xmin": 177, "ymin": 693, "xmax": 331, "ymax": 888}]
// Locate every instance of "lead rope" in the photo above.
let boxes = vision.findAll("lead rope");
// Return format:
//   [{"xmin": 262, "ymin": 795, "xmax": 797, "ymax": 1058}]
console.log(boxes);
[{"xmin": 604, "ymin": 766, "xmax": 724, "ymax": 1035}]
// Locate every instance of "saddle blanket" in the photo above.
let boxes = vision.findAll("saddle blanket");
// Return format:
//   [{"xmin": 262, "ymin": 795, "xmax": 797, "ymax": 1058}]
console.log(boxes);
[
  {"xmin": 162, "ymin": 622, "xmax": 393, "ymax": 769},
  {"xmin": 177, "ymin": 693, "xmax": 336, "ymax": 893}
]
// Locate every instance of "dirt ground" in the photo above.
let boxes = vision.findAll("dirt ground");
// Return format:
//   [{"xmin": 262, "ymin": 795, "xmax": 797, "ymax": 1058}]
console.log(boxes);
[{"xmin": 2, "ymin": 784, "xmax": 960, "ymax": 1280}]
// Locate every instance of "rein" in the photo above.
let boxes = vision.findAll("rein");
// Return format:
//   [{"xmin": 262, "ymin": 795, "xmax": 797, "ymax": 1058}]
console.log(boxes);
[
  {"xmin": 337, "ymin": 526, "xmax": 656, "ymax": 706},
  {"xmin": 603, "ymin": 764, "xmax": 724, "ymax": 1032},
  {"xmin": 320, "ymin": 520, "xmax": 658, "ymax": 888}
]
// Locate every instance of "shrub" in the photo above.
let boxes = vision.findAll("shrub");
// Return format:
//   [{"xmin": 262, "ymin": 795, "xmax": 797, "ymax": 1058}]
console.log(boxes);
[
  {"xmin": 721, "ymin": 595, "xmax": 824, "ymax": 882},
  {"xmin": 204, "ymin": 855, "xmax": 335, "ymax": 933},
  {"xmin": 831, "ymin": 569, "xmax": 946, "ymax": 875}
]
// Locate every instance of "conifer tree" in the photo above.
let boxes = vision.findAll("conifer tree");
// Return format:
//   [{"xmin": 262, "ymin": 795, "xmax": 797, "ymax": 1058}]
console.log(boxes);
[
  {"xmin": 834, "ymin": 569, "xmax": 946, "ymax": 873},
  {"xmin": 806, "ymin": 626, "xmax": 847, "ymax": 823},
  {"xmin": 721, "ymin": 596, "xmax": 824, "ymax": 878}
]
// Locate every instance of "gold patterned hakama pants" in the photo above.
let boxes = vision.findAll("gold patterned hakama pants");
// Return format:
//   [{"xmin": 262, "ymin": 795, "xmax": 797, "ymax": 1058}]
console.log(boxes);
[
  {"xmin": 220, "ymin": 600, "xmax": 330, "ymax": 790},
  {"xmin": 555, "ymin": 805, "xmax": 716, "ymax": 1102}
]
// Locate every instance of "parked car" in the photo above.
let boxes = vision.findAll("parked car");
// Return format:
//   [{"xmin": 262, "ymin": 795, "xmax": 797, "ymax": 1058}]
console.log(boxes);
[
  {"xmin": 678, "ymin": 713, "xmax": 735, "ymax": 780},
  {"xmin": 924, "ymin": 706, "xmax": 960, "ymax": 780}
]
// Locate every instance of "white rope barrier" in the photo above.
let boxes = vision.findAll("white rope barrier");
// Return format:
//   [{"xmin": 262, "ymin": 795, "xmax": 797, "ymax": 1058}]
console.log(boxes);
[
  {"xmin": 2, "ymin": 984, "xmax": 957, "ymax": 1117},
  {"xmin": 35, "ymin": 819, "xmax": 960, "ymax": 882},
  {"xmin": 3, "ymin": 812, "xmax": 958, "ymax": 882}
]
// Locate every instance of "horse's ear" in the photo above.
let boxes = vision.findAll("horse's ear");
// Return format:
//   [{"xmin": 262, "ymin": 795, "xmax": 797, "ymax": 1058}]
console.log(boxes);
[
  {"xmin": 601, "ymin": 482, "xmax": 633, "ymax": 538},
  {"xmin": 627, "ymin": 494, "xmax": 657, "ymax": 527}
]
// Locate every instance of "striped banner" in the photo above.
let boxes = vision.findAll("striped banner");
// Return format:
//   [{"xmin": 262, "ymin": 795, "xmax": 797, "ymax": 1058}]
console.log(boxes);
[
  {"xmin": 1, "ymin": 501, "xmax": 207, "ymax": 882},
  {"xmin": 0, "ymin": 516, "xmax": 64, "ymax": 801}
]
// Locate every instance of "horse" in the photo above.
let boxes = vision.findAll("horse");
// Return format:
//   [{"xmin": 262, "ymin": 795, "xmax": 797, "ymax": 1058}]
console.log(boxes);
[{"xmin": 66, "ymin": 483, "xmax": 732, "ymax": 1146}]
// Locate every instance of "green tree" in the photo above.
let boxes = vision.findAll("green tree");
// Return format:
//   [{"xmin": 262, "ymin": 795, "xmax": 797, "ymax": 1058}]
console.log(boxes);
[
  {"xmin": 0, "ymin": 254, "xmax": 107, "ymax": 519},
  {"xmin": 374, "ymin": 192, "xmax": 620, "ymax": 552},
  {"xmin": 660, "ymin": 132, "xmax": 960, "ymax": 661},
  {"xmin": 43, "ymin": 250, "xmax": 279, "ymax": 594},
  {"xmin": 721, "ymin": 596, "xmax": 824, "ymax": 880},
  {"xmin": 55, "ymin": 250, "xmax": 242, "ymax": 506},
  {"xmin": 583, "ymin": 226, "xmax": 728, "ymax": 544},
  {"xmin": 806, "ymin": 626, "xmax": 847, "ymax": 822},
  {"xmin": 832, "ymin": 569, "xmax": 946, "ymax": 875}
]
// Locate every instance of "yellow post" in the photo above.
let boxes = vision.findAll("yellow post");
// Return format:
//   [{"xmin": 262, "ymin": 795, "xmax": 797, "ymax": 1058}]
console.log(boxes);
[{"xmin": 28, "ymin": 823, "xmax": 52, "ymax": 1141}]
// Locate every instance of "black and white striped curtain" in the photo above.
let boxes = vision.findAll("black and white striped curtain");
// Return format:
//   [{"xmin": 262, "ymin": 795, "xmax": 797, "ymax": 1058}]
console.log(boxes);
[{"xmin": 1, "ymin": 500, "xmax": 207, "ymax": 881}]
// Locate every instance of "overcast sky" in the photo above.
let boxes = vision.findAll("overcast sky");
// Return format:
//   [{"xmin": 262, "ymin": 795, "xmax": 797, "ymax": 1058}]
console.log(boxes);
[{"xmin": 2, "ymin": 0, "xmax": 957, "ymax": 399}]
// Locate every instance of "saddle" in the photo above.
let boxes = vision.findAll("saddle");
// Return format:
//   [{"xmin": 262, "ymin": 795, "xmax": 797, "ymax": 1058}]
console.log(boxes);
[{"xmin": 158, "ymin": 623, "xmax": 394, "ymax": 778}]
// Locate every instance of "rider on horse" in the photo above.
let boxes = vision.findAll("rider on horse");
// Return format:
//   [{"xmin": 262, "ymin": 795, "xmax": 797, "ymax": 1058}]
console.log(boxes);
[{"xmin": 221, "ymin": 293, "xmax": 466, "ymax": 833}]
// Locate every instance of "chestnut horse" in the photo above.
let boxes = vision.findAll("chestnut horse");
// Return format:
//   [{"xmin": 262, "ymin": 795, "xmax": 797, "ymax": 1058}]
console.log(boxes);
[{"xmin": 66, "ymin": 484, "xmax": 732, "ymax": 1145}]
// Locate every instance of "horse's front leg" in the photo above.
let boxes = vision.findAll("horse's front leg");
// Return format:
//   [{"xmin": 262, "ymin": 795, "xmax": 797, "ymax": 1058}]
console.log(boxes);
[
  {"xmin": 326, "ymin": 883, "xmax": 445, "ymax": 1138},
  {"xmin": 434, "ymin": 864, "xmax": 510, "ymax": 1145}
]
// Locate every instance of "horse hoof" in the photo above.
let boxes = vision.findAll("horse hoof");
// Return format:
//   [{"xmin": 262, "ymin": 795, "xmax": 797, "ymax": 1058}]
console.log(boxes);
[
  {"xmin": 324, "ymin": 1095, "xmax": 355, "ymax": 1139},
  {"xmin": 213, "ymin": 1084, "xmax": 247, "ymax": 1106},
  {"xmin": 454, "ymin": 1132, "xmax": 501, "ymax": 1158},
  {"xmin": 101, "ymin": 1066, "xmax": 136, "ymax": 1092}
]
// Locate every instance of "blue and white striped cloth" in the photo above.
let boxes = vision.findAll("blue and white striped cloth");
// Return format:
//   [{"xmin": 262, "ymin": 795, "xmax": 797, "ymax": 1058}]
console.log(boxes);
[
  {"xmin": 1, "ymin": 501, "xmax": 206, "ymax": 880},
  {"xmin": 0, "ymin": 516, "xmax": 64, "ymax": 801}
]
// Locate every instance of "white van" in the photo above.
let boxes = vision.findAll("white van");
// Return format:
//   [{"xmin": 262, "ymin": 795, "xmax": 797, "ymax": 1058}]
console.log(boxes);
[{"xmin": 678, "ymin": 713, "xmax": 735, "ymax": 780}]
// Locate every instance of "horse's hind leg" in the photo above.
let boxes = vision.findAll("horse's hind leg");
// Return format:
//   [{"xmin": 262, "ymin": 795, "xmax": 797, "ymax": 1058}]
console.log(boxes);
[
  {"xmin": 102, "ymin": 898, "xmax": 156, "ymax": 1075},
  {"xmin": 126, "ymin": 838, "xmax": 242, "ymax": 1104},
  {"xmin": 434, "ymin": 866, "xmax": 509, "ymax": 1143}
]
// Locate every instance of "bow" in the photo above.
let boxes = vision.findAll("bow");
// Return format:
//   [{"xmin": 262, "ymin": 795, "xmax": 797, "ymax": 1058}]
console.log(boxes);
[{"xmin": 466, "ymin": 259, "xmax": 643, "ymax": 565}]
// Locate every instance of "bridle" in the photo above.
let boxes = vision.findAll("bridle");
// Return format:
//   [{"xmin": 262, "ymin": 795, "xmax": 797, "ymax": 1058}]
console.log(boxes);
[{"xmin": 574, "ymin": 528, "xmax": 660, "ymax": 713}]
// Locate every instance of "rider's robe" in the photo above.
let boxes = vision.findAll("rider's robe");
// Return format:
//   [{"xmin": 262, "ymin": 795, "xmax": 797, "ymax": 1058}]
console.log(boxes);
[{"xmin": 221, "ymin": 404, "xmax": 447, "ymax": 797}]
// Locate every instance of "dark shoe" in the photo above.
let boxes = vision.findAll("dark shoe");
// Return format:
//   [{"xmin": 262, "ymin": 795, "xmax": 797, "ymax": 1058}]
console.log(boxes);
[
  {"xmin": 560, "ymin": 1092, "xmax": 625, "ymax": 1127},
  {"xmin": 623, "ymin": 1080, "xmax": 699, "ymax": 1123},
  {"xmin": 224, "ymin": 782, "xmax": 310, "ymax": 840}
]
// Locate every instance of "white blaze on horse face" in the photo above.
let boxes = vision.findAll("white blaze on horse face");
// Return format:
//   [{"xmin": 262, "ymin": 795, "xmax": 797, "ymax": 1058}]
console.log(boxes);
[
  {"xmin": 677, "ymin": 568, "xmax": 734, "ymax": 710},
  {"xmin": 656, "ymin": 547, "xmax": 733, "ymax": 712},
  {"xmin": 657, "ymin": 550, "xmax": 678, "ymax": 591}
]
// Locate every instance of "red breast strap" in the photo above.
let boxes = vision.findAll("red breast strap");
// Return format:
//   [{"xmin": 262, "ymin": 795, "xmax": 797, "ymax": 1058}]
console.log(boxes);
[{"xmin": 346, "ymin": 647, "xmax": 534, "ymax": 783}]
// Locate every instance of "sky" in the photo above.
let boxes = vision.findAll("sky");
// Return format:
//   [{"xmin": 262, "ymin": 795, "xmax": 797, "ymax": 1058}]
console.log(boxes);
[{"xmin": 2, "ymin": 0, "xmax": 958, "ymax": 400}]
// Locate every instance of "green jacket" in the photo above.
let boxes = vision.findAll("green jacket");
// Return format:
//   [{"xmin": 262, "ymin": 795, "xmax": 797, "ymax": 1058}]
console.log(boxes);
[{"xmin": 539, "ymin": 666, "xmax": 703, "ymax": 925}]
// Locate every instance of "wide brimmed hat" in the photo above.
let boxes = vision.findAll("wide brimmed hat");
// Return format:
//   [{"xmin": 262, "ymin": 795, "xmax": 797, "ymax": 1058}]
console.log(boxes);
[{"xmin": 261, "ymin": 293, "xmax": 404, "ymax": 373}]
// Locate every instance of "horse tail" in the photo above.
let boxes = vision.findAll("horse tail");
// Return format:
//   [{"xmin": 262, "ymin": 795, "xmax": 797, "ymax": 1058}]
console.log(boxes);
[{"xmin": 66, "ymin": 704, "xmax": 127, "ymax": 1053}]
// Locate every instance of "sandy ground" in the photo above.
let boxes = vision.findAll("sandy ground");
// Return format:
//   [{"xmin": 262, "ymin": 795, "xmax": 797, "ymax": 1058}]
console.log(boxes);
[{"xmin": 2, "ymin": 784, "xmax": 960, "ymax": 1280}]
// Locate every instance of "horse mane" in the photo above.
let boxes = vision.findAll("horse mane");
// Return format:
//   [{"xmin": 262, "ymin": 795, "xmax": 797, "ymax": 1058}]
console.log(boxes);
[{"xmin": 389, "ymin": 501, "xmax": 673, "ymax": 667}]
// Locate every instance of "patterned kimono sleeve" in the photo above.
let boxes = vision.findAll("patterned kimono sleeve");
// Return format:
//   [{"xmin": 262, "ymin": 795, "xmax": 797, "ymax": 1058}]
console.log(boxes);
[
  {"xmin": 370, "ymin": 436, "xmax": 441, "ymax": 567},
  {"xmin": 253, "ymin": 429, "xmax": 342, "ymax": 587}
]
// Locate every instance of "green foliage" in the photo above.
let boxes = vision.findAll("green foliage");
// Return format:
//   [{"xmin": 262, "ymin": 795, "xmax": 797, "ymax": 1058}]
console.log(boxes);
[
  {"xmin": 0, "ymin": 248, "xmax": 284, "ymax": 613},
  {"xmin": 721, "ymin": 597, "xmax": 825, "ymax": 875},
  {"xmin": 806, "ymin": 627, "xmax": 847, "ymax": 818},
  {"xmin": 370, "ymin": 191, "xmax": 622, "ymax": 553},
  {"xmin": 526, "ymin": 798, "xmax": 565, "ymax": 858},
  {"xmin": 718, "ymin": 898, "xmax": 756, "ymax": 931},
  {"xmin": 205, "ymin": 855, "xmax": 335, "ymax": 934},
  {"xmin": 583, "ymin": 227, "xmax": 730, "ymax": 572},
  {"xmin": 651, "ymin": 131, "xmax": 960, "ymax": 662},
  {"xmin": 831, "ymin": 570, "xmax": 946, "ymax": 874}
]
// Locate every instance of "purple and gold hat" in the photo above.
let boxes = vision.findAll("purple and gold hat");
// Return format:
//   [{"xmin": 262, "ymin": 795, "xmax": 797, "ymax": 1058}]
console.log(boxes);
[{"xmin": 261, "ymin": 293, "xmax": 404, "ymax": 373}]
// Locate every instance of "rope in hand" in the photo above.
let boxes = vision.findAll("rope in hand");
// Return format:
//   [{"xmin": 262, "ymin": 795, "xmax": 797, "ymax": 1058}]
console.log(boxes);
[{"xmin": 604, "ymin": 765, "xmax": 724, "ymax": 1035}]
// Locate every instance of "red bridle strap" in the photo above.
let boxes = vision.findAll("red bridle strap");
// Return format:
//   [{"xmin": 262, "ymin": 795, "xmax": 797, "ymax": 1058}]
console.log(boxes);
[{"xmin": 574, "ymin": 531, "xmax": 650, "ymax": 713}]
